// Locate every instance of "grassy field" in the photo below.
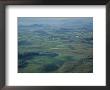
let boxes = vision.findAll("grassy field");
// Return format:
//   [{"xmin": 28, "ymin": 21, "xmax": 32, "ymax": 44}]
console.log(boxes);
[{"xmin": 18, "ymin": 17, "xmax": 93, "ymax": 73}]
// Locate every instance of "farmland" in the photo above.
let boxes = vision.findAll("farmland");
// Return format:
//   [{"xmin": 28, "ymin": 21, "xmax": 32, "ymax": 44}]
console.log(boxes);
[{"xmin": 18, "ymin": 17, "xmax": 93, "ymax": 73}]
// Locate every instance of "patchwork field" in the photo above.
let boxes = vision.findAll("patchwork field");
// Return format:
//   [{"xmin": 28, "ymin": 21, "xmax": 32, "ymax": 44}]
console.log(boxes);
[{"xmin": 18, "ymin": 17, "xmax": 93, "ymax": 73}]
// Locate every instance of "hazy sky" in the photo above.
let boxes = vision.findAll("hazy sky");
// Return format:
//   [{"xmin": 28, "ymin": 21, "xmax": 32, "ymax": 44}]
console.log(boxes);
[{"xmin": 18, "ymin": 17, "xmax": 93, "ymax": 25}]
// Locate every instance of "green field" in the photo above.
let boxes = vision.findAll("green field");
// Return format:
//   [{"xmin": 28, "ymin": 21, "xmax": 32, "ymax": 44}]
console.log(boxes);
[{"xmin": 18, "ymin": 17, "xmax": 93, "ymax": 73}]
